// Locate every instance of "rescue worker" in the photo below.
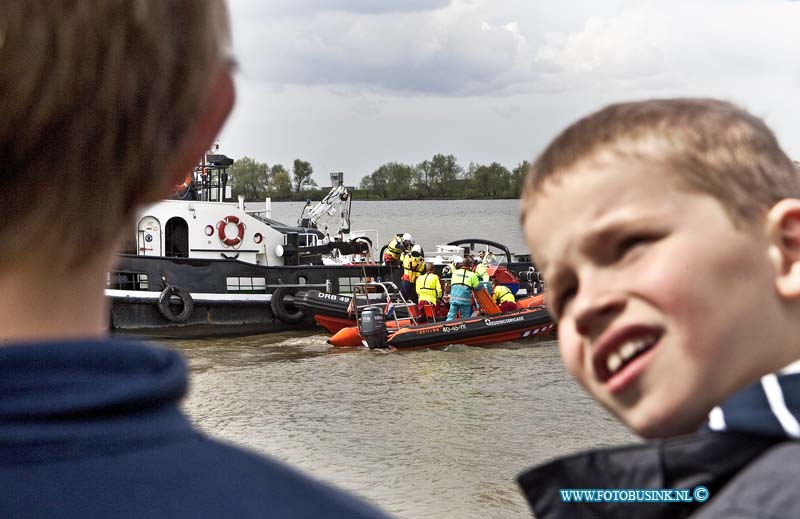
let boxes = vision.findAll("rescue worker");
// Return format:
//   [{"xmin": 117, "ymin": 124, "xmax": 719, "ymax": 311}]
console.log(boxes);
[
  {"xmin": 471, "ymin": 254, "xmax": 491, "ymax": 293},
  {"xmin": 415, "ymin": 262, "xmax": 442, "ymax": 322},
  {"xmin": 401, "ymin": 233, "xmax": 413, "ymax": 251},
  {"xmin": 446, "ymin": 256, "xmax": 480, "ymax": 321},
  {"xmin": 491, "ymin": 276, "xmax": 517, "ymax": 312},
  {"xmin": 400, "ymin": 243, "xmax": 425, "ymax": 302},
  {"xmin": 383, "ymin": 232, "xmax": 412, "ymax": 265},
  {"xmin": 479, "ymin": 250, "xmax": 498, "ymax": 265}
]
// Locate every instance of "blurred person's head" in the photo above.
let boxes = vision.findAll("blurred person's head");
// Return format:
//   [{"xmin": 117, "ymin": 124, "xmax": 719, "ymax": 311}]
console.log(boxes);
[{"xmin": 1, "ymin": 0, "xmax": 235, "ymax": 275}]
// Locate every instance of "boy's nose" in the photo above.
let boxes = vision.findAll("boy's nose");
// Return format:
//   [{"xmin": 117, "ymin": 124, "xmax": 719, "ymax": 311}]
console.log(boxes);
[{"xmin": 572, "ymin": 284, "xmax": 625, "ymax": 338}]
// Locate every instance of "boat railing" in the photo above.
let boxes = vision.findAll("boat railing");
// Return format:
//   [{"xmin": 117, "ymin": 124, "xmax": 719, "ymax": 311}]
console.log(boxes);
[
  {"xmin": 352, "ymin": 281, "xmax": 417, "ymax": 329},
  {"xmin": 244, "ymin": 213, "xmax": 320, "ymax": 246}
]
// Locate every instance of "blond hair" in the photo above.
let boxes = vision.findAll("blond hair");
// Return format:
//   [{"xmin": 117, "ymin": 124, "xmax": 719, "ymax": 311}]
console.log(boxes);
[
  {"xmin": 0, "ymin": 0, "xmax": 231, "ymax": 272},
  {"xmin": 521, "ymin": 98, "xmax": 800, "ymax": 227}
]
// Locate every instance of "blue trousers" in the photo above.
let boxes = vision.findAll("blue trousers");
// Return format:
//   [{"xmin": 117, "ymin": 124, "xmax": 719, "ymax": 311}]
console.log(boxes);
[{"xmin": 446, "ymin": 302, "xmax": 471, "ymax": 321}]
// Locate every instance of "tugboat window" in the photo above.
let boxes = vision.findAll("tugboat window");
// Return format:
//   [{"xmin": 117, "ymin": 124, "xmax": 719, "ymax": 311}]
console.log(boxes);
[
  {"xmin": 165, "ymin": 217, "xmax": 189, "ymax": 258},
  {"xmin": 226, "ymin": 277, "xmax": 266, "ymax": 293},
  {"xmin": 338, "ymin": 276, "xmax": 362, "ymax": 293},
  {"xmin": 107, "ymin": 272, "xmax": 149, "ymax": 291}
]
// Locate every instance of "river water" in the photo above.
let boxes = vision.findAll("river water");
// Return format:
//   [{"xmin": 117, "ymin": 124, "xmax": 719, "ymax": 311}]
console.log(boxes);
[{"xmin": 165, "ymin": 200, "xmax": 637, "ymax": 519}]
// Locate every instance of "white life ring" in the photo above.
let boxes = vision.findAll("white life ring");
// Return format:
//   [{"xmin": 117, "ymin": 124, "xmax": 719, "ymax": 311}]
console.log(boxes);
[{"xmin": 217, "ymin": 215, "xmax": 245, "ymax": 247}]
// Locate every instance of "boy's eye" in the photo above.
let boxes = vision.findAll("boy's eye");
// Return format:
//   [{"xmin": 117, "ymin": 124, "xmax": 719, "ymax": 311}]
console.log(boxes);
[
  {"xmin": 614, "ymin": 234, "xmax": 655, "ymax": 261},
  {"xmin": 550, "ymin": 285, "xmax": 576, "ymax": 320}
]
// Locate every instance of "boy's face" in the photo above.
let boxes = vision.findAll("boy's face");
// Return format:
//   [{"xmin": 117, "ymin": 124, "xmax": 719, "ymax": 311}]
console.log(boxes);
[{"xmin": 522, "ymin": 156, "xmax": 780, "ymax": 438}]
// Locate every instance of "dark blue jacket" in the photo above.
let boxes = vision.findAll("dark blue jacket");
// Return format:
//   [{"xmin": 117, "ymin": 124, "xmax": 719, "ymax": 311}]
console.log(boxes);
[
  {"xmin": 0, "ymin": 339, "xmax": 392, "ymax": 518},
  {"xmin": 518, "ymin": 365, "xmax": 800, "ymax": 518}
]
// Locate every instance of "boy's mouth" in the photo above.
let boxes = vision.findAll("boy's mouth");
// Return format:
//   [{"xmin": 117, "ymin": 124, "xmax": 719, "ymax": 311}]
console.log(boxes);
[{"xmin": 592, "ymin": 326, "xmax": 662, "ymax": 387}]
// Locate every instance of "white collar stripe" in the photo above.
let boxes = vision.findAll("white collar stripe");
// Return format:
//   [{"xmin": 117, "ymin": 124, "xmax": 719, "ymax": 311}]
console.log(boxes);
[
  {"xmin": 761, "ymin": 374, "xmax": 800, "ymax": 439},
  {"xmin": 708, "ymin": 406, "xmax": 727, "ymax": 431}
]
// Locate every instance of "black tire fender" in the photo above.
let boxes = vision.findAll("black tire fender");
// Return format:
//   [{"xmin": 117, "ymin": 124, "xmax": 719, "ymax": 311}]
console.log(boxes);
[
  {"xmin": 271, "ymin": 286, "xmax": 305, "ymax": 324},
  {"xmin": 157, "ymin": 286, "xmax": 194, "ymax": 323}
]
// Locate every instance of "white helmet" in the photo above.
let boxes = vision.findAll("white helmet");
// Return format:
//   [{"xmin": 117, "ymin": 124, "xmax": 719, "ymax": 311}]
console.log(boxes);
[
  {"xmin": 411, "ymin": 244, "xmax": 422, "ymax": 256},
  {"xmin": 452, "ymin": 255, "xmax": 463, "ymax": 266},
  {"xmin": 402, "ymin": 233, "xmax": 413, "ymax": 242}
]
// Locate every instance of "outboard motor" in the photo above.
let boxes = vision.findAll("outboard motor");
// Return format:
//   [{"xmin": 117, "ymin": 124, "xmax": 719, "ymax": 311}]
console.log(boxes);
[{"xmin": 359, "ymin": 306, "xmax": 388, "ymax": 349}]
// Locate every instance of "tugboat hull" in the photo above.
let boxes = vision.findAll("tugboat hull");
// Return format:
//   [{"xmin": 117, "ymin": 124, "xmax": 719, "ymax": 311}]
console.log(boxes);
[
  {"xmin": 108, "ymin": 255, "xmax": 395, "ymax": 338},
  {"xmin": 109, "ymin": 242, "xmax": 536, "ymax": 338},
  {"xmin": 110, "ymin": 298, "xmax": 304, "ymax": 339}
]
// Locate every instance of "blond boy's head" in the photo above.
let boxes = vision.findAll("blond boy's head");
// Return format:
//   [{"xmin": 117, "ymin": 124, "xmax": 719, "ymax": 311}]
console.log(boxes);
[
  {"xmin": 521, "ymin": 98, "xmax": 799, "ymax": 228},
  {"xmin": 520, "ymin": 98, "xmax": 800, "ymax": 438},
  {"xmin": 0, "ymin": 0, "xmax": 232, "ymax": 273}
]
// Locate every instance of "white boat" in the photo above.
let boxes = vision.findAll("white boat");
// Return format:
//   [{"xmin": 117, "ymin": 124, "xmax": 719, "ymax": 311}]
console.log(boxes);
[{"xmin": 108, "ymin": 152, "xmax": 386, "ymax": 337}]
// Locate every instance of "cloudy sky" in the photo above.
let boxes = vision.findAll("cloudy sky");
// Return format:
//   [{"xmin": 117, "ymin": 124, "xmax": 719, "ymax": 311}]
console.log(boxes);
[{"xmin": 218, "ymin": 0, "xmax": 800, "ymax": 186}]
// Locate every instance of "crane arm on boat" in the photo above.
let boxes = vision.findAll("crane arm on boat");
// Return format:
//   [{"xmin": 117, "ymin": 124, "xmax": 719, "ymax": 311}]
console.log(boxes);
[{"xmin": 299, "ymin": 172, "xmax": 351, "ymax": 234}]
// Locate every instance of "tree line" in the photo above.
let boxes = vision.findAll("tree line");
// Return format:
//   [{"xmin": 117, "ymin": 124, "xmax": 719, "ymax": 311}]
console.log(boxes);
[
  {"xmin": 228, "ymin": 154, "xmax": 530, "ymax": 201},
  {"xmin": 228, "ymin": 158, "xmax": 317, "ymax": 201}
]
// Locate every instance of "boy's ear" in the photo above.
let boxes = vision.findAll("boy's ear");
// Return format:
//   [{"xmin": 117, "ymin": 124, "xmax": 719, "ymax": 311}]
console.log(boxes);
[
  {"xmin": 161, "ymin": 68, "xmax": 236, "ymax": 197},
  {"xmin": 766, "ymin": 199, "xmax": 800, "ymax": 298}
]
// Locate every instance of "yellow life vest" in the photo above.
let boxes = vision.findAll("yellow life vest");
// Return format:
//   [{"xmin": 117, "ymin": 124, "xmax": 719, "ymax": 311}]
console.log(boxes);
[
  {"xmin": 450, "ymin": 268, "xmax": 479, "ymax": 289},
  {"xmin": 402, "ymin": 253, "xmax": 425, "ymax": 282},
  {"xmin": 415, "ymin": 273, "xmax": 442, "ymax": 304},
  {"xmin": 386, "ymin": 236, "xmax": 404, "ymax": 260},
  {"xmin": 493, "ymin": 284, "xmax": 515, "ymax": 304},
  {"xmin": 473, "ymin": 262, "xmax": 489, "ymax": 282}
]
